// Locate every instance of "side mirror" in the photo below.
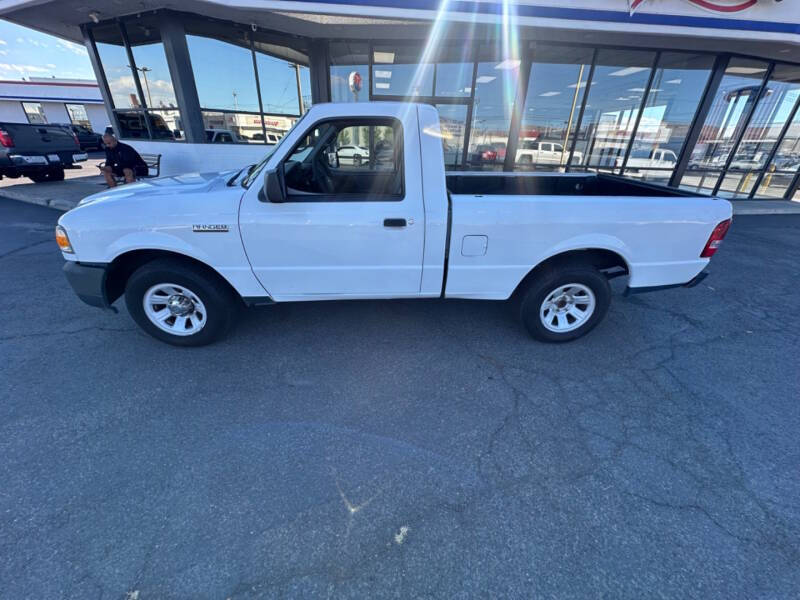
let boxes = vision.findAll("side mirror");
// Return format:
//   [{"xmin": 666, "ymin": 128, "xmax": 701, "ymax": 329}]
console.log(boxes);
[{"xmin": 263, "ymin": 167, "xmax": 286, "ymax": 203}]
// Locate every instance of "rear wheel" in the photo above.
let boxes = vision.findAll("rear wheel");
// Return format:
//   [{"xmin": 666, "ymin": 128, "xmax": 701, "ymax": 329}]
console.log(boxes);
[
  {"xmin": 28, "ymin": 167, "xmax": 65, "ymax": 183},
  {"xmin": 124, "ymin": 259, "xmax": 238, "ymax": 346},
  {"xmin": 519, "ymin": 264, "xmax": 611, "ymax": 343}
]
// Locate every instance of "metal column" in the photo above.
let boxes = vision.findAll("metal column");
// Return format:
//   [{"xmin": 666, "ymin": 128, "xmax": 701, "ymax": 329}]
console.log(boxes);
[
  {"xmin": 159, "ymin": 17, "xmax": 206, "ymax": 144},
  {"xmin": 80, "ymin": 24, "xmax": 121, "ymax": 136}
]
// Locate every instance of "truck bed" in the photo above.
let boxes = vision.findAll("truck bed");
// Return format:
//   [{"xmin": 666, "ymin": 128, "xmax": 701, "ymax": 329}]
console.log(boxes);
[{"xmin": 445, "ymin": 172, "xmax": 698, "ymax": 198}]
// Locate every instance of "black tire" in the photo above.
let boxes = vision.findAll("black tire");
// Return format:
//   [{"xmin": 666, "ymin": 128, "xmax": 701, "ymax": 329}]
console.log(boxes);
[
  {"xmin": 353, "ymin": 154, "xmax": 362, "ymax": 166},
  {"xmin": 519, "ymin": 263, "xmax": 611, "ymax": 343},
  {"xmin": 28, "ymin": 167, "xmax": 65, "ymax": 183},
  {"xmin": 124, "ymin": 259, "xmax": 238, "ymax": 347}
]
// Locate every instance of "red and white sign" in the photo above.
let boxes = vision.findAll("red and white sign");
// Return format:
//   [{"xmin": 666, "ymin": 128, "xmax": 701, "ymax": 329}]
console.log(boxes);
[
  {"xmin": 629, "ymin": 0, "xmax": 759, "ymax": 14},
  {"xmin": 348, "ymin": 71, "xmax": 362, "ymax": 94}
]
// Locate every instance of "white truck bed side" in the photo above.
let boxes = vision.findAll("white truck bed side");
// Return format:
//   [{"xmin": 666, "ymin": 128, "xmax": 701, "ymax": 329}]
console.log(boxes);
[{"xmin": 446, "ymin": 191, "xmax": 732, "ymax": 300}]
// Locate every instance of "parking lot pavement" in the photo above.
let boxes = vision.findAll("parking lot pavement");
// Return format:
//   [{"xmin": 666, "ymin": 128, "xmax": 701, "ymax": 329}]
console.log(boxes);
[
  {"xmin": 0, "ymin": 151, "xmax": 106, "ymax": 210},
  {"xmin": 1, "ymin": 196, "xmax": 799, "ymax": 599}
]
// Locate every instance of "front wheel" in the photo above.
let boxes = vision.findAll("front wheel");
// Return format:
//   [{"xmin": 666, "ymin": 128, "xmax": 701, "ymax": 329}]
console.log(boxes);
[
  {"xmin": 124, "ymin": 259, "xmax": 238, "ymax": 346},
  {"xmin": 519, "ymin": 264, "xmax": 611, "ymax": 343}
]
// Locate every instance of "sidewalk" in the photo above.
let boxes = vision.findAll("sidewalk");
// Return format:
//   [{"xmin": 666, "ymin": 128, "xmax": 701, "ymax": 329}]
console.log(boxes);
[{"xmin": 1, "ymin": 172, "xmax": 799, "ymax": 214}]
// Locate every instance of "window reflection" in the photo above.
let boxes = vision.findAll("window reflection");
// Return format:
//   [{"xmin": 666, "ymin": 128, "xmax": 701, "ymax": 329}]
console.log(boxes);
[
  {"xmin": 755, "ymin": 94, "xmax": 800, "ymax": 199},
  {"xmin": 467, "ymin": 59, "xmax": 520, "ymax": 170},
  {"xmin": 330, "ymin": 42, "xmax": 369, "ymax": 103},
  {"xmin": 372, "ymin": 46, "xmax": 433, "ymax": 97},
  {"xmin": 435, "ymin": 63, "xmax": 473, "ymax": 98},
  {"xmin": 571, "ymin": 49, "xmax": 657, "ymax": 170},
  {"xmin": 22, "ymin": 101, "xmax": 46, "ymax": 124},
  {"xmin": 685, "ymin": 58, "xmax": 769, "ymax": 186},
  {"xmin": 187, "ymin": 34, "xmax": 260, "ymax": 112},
  {"xmin": 623, "ymin": 52, "xmax": 714, "ymax": 182},
  {"xmin": 715, "ymin": 63, "xmax": 800, "ymax": 197},
  {"xmin": 95, "ymin": 23, "xmax": 140, "ymax": 110},
  {"xmin": 515, "ymin": 46, "xmax": 593, "ymax": 171},
  {"xmin": 255, "ymin": 50, "xmax": 307, "ymax": 115},
  {"xmin": 437, "ymin": 104, "xmax": 468, "ymax": 168},
  {"xmin": 127, "ymin": 26, "xmax": 178, "ymax": 109}
]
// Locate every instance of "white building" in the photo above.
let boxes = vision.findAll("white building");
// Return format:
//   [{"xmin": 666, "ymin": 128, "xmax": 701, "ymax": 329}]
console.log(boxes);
[{"xmin": 0, "ymin": 77, "xmax": 109, "ymax": 132}]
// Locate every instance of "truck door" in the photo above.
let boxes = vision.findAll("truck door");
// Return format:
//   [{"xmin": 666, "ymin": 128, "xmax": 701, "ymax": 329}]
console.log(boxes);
[{"xmin": 239, "ymin": 116, "xmax": 425, "ymax": 300}]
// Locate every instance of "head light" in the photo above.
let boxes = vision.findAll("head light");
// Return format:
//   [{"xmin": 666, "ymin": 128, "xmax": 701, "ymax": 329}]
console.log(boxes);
[{"xmin": 55, "ymin": 225, "xmax": 74, "ymax": 253}]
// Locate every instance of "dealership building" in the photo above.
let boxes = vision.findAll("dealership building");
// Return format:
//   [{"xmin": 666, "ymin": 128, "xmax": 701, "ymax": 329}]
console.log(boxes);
[{"xmin": 1, "ymin": 0, "xmax": 798, "ymax": 200}]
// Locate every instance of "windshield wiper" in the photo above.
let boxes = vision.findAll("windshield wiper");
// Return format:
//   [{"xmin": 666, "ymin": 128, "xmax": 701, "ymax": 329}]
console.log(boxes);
[{"xmin": 228, "ymin": 164, "xmax": 254, "ymax": 186}]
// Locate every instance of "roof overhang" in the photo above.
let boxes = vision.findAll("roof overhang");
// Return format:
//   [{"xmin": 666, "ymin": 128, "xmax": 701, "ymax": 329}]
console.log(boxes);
[{"xmin": 0, "ymin": 0, "xmax": 797, "ymax": 63}]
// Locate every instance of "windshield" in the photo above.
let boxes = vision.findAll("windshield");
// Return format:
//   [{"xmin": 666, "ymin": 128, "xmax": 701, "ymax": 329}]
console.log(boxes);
[{"xmin": 241, "ymin": 112, "xmax": 311, "ymax": 188}]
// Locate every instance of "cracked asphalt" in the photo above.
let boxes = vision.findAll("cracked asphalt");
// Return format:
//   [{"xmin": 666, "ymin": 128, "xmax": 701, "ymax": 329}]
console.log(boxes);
[{"xmin": 1, "ymin": 197, "xmax": 799, "ymax": 599}]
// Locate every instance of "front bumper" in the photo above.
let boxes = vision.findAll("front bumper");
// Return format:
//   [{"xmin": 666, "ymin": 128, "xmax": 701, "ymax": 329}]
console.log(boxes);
[
  {"xmin": 624, "ymin": 270, "xmax": 708, "ymax": 296},
  {"xmin": 63, "ymin": 261, "xmax": 112, "ymax": 309}
]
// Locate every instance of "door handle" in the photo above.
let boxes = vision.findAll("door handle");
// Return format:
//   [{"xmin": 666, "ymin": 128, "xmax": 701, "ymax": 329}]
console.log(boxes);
[{"xmin": 383, "ymin": 218, "xmax": 407, "ymax": 228}]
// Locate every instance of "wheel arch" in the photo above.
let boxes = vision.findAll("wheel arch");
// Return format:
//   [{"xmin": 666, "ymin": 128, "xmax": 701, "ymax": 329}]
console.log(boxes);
[
  {"xmin": 511, "ymin": 248, "xmax": 630, "ymax": 299},
  {"xmin": 104, "ymin": 249, "xmax": 242, "ymax": 306}
]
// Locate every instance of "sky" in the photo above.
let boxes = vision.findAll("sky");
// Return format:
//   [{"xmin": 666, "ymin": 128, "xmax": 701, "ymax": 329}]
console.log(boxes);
[{"xmin": 0, "ymin": 19, "xmax": 94, "ymax": 80}]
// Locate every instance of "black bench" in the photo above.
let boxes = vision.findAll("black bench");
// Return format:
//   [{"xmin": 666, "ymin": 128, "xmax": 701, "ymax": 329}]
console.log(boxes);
[{"xmin": 98, "ymin": 153, "xmax": 161, "ymax": 183}]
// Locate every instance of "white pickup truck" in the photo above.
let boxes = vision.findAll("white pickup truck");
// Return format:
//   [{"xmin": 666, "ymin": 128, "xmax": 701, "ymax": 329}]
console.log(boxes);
[{"xmin": 55, "ymin": 102, "xmax": 732, "ymax": 346}]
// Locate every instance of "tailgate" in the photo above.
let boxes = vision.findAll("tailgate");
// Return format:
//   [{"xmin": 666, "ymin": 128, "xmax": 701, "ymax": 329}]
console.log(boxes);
[{"xmin": 1, "ymin": 123, "xmax": 86, "ymax": 164}]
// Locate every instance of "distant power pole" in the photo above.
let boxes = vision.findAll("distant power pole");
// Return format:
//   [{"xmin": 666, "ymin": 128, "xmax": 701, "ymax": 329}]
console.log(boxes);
[{"xmin": 293, "ymin": 63, "xmax": 304, "ymax": 114}]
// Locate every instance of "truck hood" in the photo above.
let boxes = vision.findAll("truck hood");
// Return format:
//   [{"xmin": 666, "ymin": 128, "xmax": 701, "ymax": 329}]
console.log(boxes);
[{"xmin": 77, "ymin": 169, "xmax": 239, "ymax": 207}]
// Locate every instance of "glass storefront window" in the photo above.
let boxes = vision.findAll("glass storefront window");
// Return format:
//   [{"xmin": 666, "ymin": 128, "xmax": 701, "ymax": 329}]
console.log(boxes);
[
  {"xmin": 148, "ymin": 109, "xmax": 182, "ymax": 140},
  {"xmin": 371, "ymin": 46, "xmax": 434, "ymax": 97},
  {"xmin": 95, "ymin": 24, "xmax": 141, "ymax": 110},
  {"xmin": 114, "ymin": 110, "xmax": 149, "ymax": 138},
  {"xmin": 716, "ymin": 63, "xmax": 800, "ymax": 197},
  {"xmin": 571, "ymin": 49, "xmax": 657, "ymax": 170},
  {"xmin": 22, "ymin": 101, "xmax": 46, "ymax": 124},
  {"xmin": 685, "ymin": 58, "xmax": 770, "ymax": 183},
  {"xmin": 515, "ymin": 46, "xmax": 594, "ymax": 171},
  {"xmin": 466, "ymin": 58, "xmax": 520, "ymax": 170},
  {"xmin": 201, "ymin": 111, "xmax": 295, "ymax": 143},
  {"xmin": 754, "ymin": 99, "xmax": 800, "ymax": 199},
  {"xmin": 66, "ymin": 103, "xmax": 91, "ymax": 127},
  {"xmin": 330, "ymin": 42, "xmax": 369, "ymax": 103},
  {"xmin": 187, "ymin": 34, "xmax": 260, "ymax": 113},
  {"xmin": 256, "ymin": 51, "xmax": 306, "ymax": 115},
  {"xmin": 622, "ymin": 52, "xmax": 714, "ymax": 182},
  {"xmin": 128, "ymin": 31, "xmax": 178, "ymax": 110},
  {"xmin": 435, "ymin": 62, "xmax": 473, "ymax": 98},
  {"xmin": 437, "ymin": 104, "xmax": 468, "ymax": 168}
]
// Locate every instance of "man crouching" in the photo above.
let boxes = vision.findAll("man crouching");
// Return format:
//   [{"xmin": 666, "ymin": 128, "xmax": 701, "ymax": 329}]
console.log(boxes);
[{"xmin": 101, "ymin": 133, "xmax": 148, "ymax": 187}]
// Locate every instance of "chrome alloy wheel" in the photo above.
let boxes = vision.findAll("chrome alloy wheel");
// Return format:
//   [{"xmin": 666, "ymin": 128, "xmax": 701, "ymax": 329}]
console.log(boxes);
[
  {"xmin": 539, "ymin": 283, "xmax": 596, "ymax": 333},
  {"xmin": 143, "ymin": 283, "xmax": 207, "ymax": 336}
]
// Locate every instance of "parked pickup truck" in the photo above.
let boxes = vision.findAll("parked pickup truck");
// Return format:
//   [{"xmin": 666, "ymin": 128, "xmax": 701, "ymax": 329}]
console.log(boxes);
[
  {"xmin": 56, "ymin": 102, "xmax": 732, "ymax": 346},
  {"xmin": 0, "ymin": 121, "xmax": 88, "ymax": 182}
]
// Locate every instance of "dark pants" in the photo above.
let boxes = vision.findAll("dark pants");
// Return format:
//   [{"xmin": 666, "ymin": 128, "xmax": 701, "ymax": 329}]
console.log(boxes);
[{"xmin": 112, "ymin": 164, "xmax": 148, "ymax": 178}]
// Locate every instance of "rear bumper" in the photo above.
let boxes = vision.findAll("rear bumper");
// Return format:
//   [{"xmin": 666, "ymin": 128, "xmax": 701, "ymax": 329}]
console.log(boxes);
[
  {"xmin": 63, "ymin": 261, "xmax": 112, "ymax": 309},
  {"xmin": 624, "ymin": 271, "xmax": 708, "ymax": 296}
]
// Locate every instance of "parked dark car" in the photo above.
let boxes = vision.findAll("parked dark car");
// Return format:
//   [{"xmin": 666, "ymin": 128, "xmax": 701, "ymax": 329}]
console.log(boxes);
[
  {"xmin": 56, "ymin": 123, "xmax": 103, "ymax": 151},
  {"xmin": 467, "ymin": 144, "xmax": 499, "ymax": 167},
  {"xmin": 0, "ymin": 121, "xmax": 87, "ymax": 183}
]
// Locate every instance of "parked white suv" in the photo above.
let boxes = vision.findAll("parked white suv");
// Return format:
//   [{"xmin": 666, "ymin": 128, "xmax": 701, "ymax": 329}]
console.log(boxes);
[{"xmin": 516, "ymin": 140, "xmax": 582, "ymax": 166}]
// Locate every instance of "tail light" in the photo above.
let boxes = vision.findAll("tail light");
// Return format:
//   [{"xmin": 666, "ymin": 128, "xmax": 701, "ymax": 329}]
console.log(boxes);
[
  {"xmin": 700, "ymin": 219, "xmax": 732, "ymax": 258},
  {"xmin": 71, "ymin": 132, "xmax": 80, "ymax": 147},
  {"xmin": 0, "ymin": 128, "xmax": 14, "ymax": 148}
]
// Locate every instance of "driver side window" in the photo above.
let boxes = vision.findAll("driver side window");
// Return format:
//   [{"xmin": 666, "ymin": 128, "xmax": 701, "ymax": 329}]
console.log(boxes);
[{"xmin": 283, "ymin": 118, "xmax": 403, "ymax": 200}]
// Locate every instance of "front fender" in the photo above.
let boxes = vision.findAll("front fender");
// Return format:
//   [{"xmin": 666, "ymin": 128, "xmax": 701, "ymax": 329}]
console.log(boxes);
[{"xmin": 105, "ymin": 231, "xmax": 215, "ymax": 266}]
